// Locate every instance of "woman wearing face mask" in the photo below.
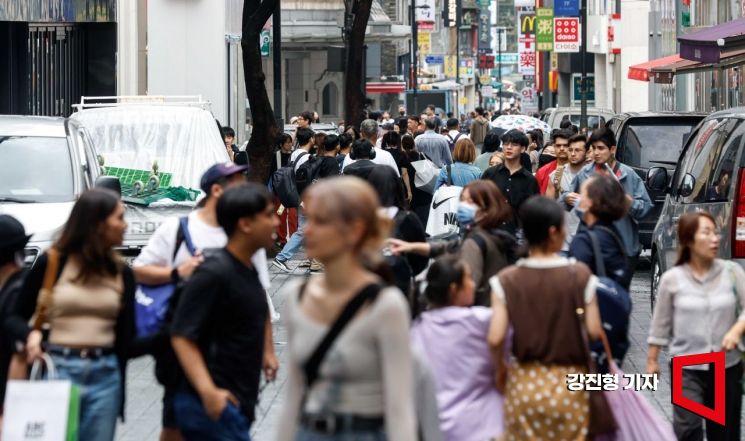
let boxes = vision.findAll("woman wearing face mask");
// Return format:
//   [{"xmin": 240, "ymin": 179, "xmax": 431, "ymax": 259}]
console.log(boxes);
[{"xmin": 389, "ymin": 180, "xmax": 517, "ymax": 306}]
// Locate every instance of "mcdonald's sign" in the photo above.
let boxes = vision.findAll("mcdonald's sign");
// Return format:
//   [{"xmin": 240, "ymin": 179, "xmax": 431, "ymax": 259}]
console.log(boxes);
[{"xmin": 520, "ymin": 12, "xmax": 536, "ymax": 36}]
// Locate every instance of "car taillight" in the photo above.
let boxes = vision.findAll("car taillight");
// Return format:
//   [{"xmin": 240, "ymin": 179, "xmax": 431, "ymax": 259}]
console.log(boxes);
[{"xmin": 733, "ymin": 168, "xmax": 745, "ymax": 258}]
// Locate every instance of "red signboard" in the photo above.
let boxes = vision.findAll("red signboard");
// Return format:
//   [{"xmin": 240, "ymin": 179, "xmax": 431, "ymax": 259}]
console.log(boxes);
[{"xmin": 554, "ymin": 17, "xmax": 580, "ymax": 53}]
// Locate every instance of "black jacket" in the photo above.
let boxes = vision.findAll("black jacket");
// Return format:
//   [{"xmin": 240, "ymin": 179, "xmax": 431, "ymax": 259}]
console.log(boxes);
[
  {"xmin": 6, "ymin": 252, "xmax": 141, "ymax": 420},
  {"xmin": 569, "ymin": 222, "xmax": 631, "ymax": 291}
]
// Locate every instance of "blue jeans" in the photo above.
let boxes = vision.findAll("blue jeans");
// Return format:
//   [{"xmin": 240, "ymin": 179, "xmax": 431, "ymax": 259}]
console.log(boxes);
[
  {"xmin": 173, "ymin": 392, "xmax": 251, "ymax": 441},
  {"xmin": 50, "ymin": 353, "xmax": 121, "ymax": 441},
  {"xmin": 277, "ymin": 210, "xmax": 306, "ymax": 262},
  {"xmin": 295, "ymin": 428, "xmax": 386, "ymax": 441}
]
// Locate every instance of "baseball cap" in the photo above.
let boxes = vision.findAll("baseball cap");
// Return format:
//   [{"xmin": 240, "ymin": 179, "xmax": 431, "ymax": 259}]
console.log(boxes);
[
  {"xmin": 200, "ymin": 162, "xmax": 248, "ymax": 193},
  {"xmin": 0, "ymin": 215, "xmax": 31, "ymax": 254}
]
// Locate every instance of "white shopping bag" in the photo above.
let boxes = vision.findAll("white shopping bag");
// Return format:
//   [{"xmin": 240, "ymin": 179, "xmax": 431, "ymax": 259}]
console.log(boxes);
[
  {"xmin": 410, "ymin": 154, "xmax": 440, "ymax": 194},
  {"xmin": 426, "ymin": 185, "xmax": 462, "ymax": 237},
  {"xmin": 2, "ymin": 355, "xmax": 78, "ymax": 441}
]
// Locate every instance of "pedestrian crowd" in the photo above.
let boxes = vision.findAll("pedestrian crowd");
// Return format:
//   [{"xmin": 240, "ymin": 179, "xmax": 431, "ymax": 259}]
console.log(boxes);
[{"xmin": 0, "ymin": 104, "xmax": 742, "ymax": 441}]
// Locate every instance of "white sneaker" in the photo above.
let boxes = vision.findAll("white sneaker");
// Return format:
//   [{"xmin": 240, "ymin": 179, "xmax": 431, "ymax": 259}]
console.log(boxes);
[{"xmin": 272, "ymin": 258, "xmax": 290, "ymax": 273}]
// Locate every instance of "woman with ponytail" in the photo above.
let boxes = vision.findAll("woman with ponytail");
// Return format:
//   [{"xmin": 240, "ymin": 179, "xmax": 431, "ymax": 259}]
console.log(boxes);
[
  {"xmin": 276, "ymin": 176, "xmax": 416, "ymax": 441},
  {"xmin": 411, "ymin": 255, "xmax": 505, "ymax": 441}
]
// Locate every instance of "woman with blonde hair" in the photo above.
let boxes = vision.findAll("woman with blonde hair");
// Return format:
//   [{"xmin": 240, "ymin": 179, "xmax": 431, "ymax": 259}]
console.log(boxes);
[
  {"xmin": 276, "ymin": 176, "xmax": 416, "ymax": 441},
  {"xmin": 433, "ymin": 138, "xmax": 482, "ymax": 190}
]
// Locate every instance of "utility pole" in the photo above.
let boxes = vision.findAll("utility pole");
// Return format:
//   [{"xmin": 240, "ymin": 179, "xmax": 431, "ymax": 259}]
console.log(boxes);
[
  {"xmin": 411, "ymin": 0, "xmax": 418, "ymax": 114},
  {"xmin": 579, "ymin": 0, "xmax": 588, "ymax": 130},
  {"xmin": 272, "ymin": 2, "xmax": 282, "ymax": 125},
  {"xmin": 497, "ymin": 0, "xmax": 502, "ymax": 112}
]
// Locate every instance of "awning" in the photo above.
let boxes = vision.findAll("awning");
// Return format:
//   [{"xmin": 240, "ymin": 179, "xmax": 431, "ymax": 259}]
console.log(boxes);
[
  {"xmin": 679, "ymin": 17, "xmax": 745, "ymax": 63},
  {"xmin": 650, "ymin": 47, "xmax": 745, "ymax": 84},
  {"xmin": 366, "ymin": 82, "xmax": 406, "ymax": 94},
  {"xmin": 628, "ymin": 54, "xmax": 685, "ymax": 82}
]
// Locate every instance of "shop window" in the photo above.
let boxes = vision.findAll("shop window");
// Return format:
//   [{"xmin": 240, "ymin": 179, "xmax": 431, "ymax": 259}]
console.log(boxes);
[{"xmin": 322, "ymin": 82, "xmax": 338, "ymax": 116}]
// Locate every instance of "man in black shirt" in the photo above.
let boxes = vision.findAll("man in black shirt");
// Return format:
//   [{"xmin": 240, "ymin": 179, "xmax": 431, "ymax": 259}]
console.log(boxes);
[
  {"xmin": 171, "ymin": 183, "xmax": 279, "ymax": 440},
  {"xmin": 0, "ymin": 215, "xmax": 30, "ymax": 423},
  {"xmin": 342, "ymin": 139, "xmax": 380, "ymax": 181},
  {"xmin": 482, "ymin": 129, "xmax": 539, "ymax": 224}
]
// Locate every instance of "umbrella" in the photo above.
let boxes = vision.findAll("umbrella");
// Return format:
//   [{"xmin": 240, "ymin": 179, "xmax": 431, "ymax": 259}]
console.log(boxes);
[{"xmin": 490, "ymin": 115, "xmax": 551, "ymax": 139}]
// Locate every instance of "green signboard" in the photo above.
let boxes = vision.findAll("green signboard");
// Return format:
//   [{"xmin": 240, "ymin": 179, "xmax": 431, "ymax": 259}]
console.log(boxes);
[
  {"xmin": 572, "ymin": 74, "xmax": 595, "ymax": 104},
  {"xmin": 260, "ymin": 30, "xmax": 271, "ymax": 57},
  {"xmin": 536, "ymin": 8, "xmax": 553, "ymax": 52}
]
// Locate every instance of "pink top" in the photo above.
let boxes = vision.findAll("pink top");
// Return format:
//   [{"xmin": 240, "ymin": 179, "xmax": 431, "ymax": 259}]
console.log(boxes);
[{"xmin": 411, "ymin": 306, "xmax": 504, "ymax": 441}]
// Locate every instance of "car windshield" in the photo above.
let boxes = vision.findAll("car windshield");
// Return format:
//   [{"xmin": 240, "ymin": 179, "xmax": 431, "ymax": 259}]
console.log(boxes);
[
  {"xmin": 624, "ymin": 120, "xmax": 699, "ymax": 169},
  {"xmin": 0, "ymin": 136, "xmax": 75, "ymax": 202}
]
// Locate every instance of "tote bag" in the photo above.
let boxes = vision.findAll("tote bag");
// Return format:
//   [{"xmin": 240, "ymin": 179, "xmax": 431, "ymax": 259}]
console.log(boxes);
[
  {"xmin": 411, "ymin": 153, "xmax": 440, "ymax": 194},
  {"xmin": 2, "ymin": 355, "xmax": 80, "ymax": 441},
  {"xmin": 425, "ymin": 167, "xmax": 462, "ymax": 237}
]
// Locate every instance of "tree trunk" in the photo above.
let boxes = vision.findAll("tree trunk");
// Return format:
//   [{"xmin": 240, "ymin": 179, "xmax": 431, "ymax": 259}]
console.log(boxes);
[
  {"xmin": 343, "ymin": 0, "xmax": 373, "ymax": 130},
  {"xmin": 242, "ymin": 0, "xmax": 279, "ymax": 184}
]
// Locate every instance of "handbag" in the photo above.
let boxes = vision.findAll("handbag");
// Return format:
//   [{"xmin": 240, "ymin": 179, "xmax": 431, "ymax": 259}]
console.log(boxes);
[
  {"xmin": 410, "ymin": 153, "xmax": 440, "ymax": 194},
  {"xmin": 570, "ymin": 264, "xmax": 617, "ymax": 437},
  {"xmin": 2, "ymin": 354, "xmax": 80, "ymax": 441},
  {"xmin": 134, "ymin": 217, "xmax": 196, "ymax": 337},
  {"xmin": 425, "ymin": 166, "xmax": 462, "ymax": 238}
]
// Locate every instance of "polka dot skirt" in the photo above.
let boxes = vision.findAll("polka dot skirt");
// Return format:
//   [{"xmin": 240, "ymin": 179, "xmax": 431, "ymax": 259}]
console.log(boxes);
[{"xmin": 504, "ymin": 362, "xmax": 589, "ymax": 441}]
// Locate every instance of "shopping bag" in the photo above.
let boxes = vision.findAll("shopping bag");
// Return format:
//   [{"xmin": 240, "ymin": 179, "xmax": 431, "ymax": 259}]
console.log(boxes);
[
  {"xmin": 411, "ymin": 154, "xmax": 440, "ymax": 194},
  {"xmin": 1, "ymin": 355, "xmax": 80, "ymax": 441},
  {"xmin": 594, "ymin": 364, "xmax": 676, "ymax": 441},
  {"xmin": 425, "ymin": 184, "xmax": 462, "ymax": 237}
]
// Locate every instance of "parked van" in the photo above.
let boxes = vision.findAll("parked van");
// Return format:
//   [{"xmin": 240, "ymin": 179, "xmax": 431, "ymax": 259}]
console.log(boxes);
[
  {"xmin": 542, "ymin": 106, "xmax": 614, "ymax": 129},
  {"xmin": 71, "ymin": 96, "xmax": 230, "ymax": 257},
  {"xmin": 647, "ymin": 109, "xmax": 745, "ymax": 308},
  {"xmin": 0, "ymin": 116, "xmax": 100, "ymax": 264}
]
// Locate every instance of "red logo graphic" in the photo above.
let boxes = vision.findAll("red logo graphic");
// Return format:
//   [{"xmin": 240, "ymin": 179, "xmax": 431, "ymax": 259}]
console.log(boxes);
[{"xmin": 671, "ymin": 352, "xmax": 726, "ymax": 425}]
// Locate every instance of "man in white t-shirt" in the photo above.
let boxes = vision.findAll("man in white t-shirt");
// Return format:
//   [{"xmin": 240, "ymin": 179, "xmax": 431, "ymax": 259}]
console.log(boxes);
[
  {"xmin": 132, "ymin": 162, "xmax": 276, "ymax": 441},
  {"xmin": 341, "ymin": 119, "xmax": 400, "ymax": 176}
]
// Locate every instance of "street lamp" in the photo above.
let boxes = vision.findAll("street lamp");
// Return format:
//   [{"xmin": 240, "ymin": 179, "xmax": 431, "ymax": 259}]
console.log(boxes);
[{"xmin": 410, "ymin": 1, "xmax": 430, "ymax": 114}]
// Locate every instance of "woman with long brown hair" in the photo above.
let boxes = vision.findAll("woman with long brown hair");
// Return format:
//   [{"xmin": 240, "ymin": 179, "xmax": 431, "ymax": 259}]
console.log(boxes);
[
  {"xmin": 647, "ymin": 211, "xmax": 745, "ymax": 441},
  {"xmin": 389, "ymin": 179, "xmax": 516, "ymax": 306},
  {"xmin": 276, "ymin": 177, "xmax": 416, "ymax": 440},
  {"xmin": 7, "ymin": 188, "xmax": 137, "ymax": 441}
]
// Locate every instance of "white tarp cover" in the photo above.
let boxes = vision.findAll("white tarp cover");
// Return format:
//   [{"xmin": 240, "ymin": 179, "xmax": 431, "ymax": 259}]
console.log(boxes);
[{"xmin": 71, "ymin": 105, "xmax": 230, "ymax": 191}]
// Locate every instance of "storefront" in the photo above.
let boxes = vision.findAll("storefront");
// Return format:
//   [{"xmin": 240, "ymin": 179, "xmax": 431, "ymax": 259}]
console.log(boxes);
[{"xmin": 0, "ymin": 0, "xmax": 117, "ymax": 116}]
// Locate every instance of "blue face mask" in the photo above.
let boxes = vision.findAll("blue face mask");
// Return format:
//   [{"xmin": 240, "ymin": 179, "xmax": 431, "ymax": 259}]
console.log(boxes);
[{"xmin": 456, "ymin": 202, "xmax": 478, "ymax": 227}]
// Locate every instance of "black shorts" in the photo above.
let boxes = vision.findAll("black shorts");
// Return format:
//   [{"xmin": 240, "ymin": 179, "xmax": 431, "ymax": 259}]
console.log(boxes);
[{"xmin": 162, "ymin": 389, "xmax": 177, "ymax": 428}]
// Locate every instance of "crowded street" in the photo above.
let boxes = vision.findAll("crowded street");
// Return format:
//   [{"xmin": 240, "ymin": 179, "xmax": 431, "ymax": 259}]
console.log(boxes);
[{"xmin": 5, "ymin": 0, "xmax": 745, "ymax": 440}]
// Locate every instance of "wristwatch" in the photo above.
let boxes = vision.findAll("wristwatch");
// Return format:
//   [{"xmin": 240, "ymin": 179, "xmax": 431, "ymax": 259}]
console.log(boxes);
[{"xmin": 171, "ymin": 268, "xmax": 180, "ymax": 283}]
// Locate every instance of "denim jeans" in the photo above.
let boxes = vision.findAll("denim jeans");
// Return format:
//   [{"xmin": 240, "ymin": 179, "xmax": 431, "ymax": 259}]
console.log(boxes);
[
  {"xmin": 295, "ymin": 428, "xmax": 386, "ymax": 441},
  {"xmin": 49, "ymin": 353, "xmax": 121, "ymax": 441},
  {"xmin": 277, "ymin": 210, "xmax": 306, "ymax": 262},
  {"xmin": 173, "ymin": 392, "xmax": 251, "ymax": 441}
]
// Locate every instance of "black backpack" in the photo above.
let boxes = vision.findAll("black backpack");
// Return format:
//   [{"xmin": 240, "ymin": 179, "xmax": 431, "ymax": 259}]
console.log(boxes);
[
  {"xmin": 271, "ymin": 151, "xmax": 308, "ymax": 208},
  {"xmin": 446, "ymin": 133, "xmax": 462, "ymax": 152},
  {"xmin": 295, "ymin": 154, "xmax": 326, "ymax": 195}
]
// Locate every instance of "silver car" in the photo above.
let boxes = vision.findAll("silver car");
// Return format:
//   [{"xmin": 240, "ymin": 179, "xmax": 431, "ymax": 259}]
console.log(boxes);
[
  {"xmin": 0, "ymin": 116, "xmax": 100, "ymax": 264},
  {"xmin": 648, "ymin": 108, "xmax": 745, "ymax": 308}
]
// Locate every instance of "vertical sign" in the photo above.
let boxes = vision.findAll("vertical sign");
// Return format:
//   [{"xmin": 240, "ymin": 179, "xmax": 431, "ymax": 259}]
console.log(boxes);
[
  {"xmin": 554, "ymin": 17, "xmax": 580, "ymax": 53},
  {"xmin": 478, "ymin": 2, "xmax": 492, "ymax": 54},
  {"xmin": 444, "ymin": 55, "xmax": 457, "ymax": 77},
  {"xmin": 443, "ymin": 0, "xmax": 457, "ymax": 27},
  {"xmin": 416, "ymin": 0, "xmax": 436, "ymax": 31},
  {"xmin": 536, "ymin": 8, "xmax": 553, "ymax": 52},
  {"xmin": 555, "ymin": 0, "xmax": 579, "ymax": 17},
  {"xmin": 260, "ymin": 30, "xmax": 271, "ymax": 57},
  {"xmin": 517, "ymin": 9, "xmax": 536, "ymax": 75},
  {"xmin": 418, "ymin": 31, "xmax": 431, "ymax": 54},
  {"xmin": 571, "ymin": 74, "xmax": 595, "ymax": 104},
  {"xmin": 492, "ymin": 27, "xmax": 508, "ymax": 52}
]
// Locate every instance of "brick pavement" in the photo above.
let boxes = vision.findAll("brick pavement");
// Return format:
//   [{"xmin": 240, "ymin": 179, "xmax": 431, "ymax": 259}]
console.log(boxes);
[{"xmin": 116, "ymin": 263, "xmax": 741, "ymax": 440}]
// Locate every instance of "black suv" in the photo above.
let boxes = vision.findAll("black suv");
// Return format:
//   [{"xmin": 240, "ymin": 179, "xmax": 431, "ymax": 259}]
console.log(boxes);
[{"xmin": 605, "ymin": 112, "xmax": 706, "ymax": 249}]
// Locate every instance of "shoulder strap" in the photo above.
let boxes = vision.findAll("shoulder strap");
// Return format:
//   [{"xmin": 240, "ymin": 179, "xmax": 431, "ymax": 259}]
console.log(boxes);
[
  {"xmin": 470, "ymin": 232, "xmax": 489, "ymax": 263},
  {"xmin": 302, "ymin": 283, "xmax": 382, "ymax": 388},
  {"xmin": 595, "ymin": 225, "xmax": 627, "ymax": 257},
  {"xmin": 586, "ymin": 230, "xmax": 607, "ymax": 278},
  {"xmin": 446, "ymin": 164, "xmax": 453, "ymax": 186},
  {"xmin": 276, "ymin": 151, "xmax": 282, "ymax": 170},
  {"xmin": 31, "ymin": 248, "xmax": 60, "ymax": 331},
  {"xmin": 179, "ymin": 217, "xmax": 196, "ymax": 256}
]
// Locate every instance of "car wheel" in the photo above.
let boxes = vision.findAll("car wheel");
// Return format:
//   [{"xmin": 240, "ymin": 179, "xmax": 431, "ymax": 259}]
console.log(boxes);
[{"xmin": 651, "ymin": 253, "xmax": 662, "ymax": 312}]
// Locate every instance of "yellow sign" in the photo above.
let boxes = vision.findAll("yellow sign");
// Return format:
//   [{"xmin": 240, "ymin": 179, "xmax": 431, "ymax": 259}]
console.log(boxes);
[
  {"xmin": 551, "ymin": 51, "xmax": 558, "ymax": 70},
  {"xmin": 480, "ymin": 74, "xmax": 491, "ymax": 85},
  {"xmin": 418, "ymin": 32, "xmax": 431, "ymax": 53},
  {"xmin": 521, "ymin": 14, "xmax": 536, "ymax": 34},
  {"xmin": 444, "ymin": 55, "xmax": 457, "ymax": 77},
  {"xmin": 459, "ymin": 96, "xmax": 468, "ymax": 105}
]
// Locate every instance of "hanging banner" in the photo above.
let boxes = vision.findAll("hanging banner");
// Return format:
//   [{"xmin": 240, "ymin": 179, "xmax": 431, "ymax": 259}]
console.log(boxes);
[
  {"xmin": 418, "ymin": 31, "xmax": 431, "ymax": 54},
  {"xmin": 554, "ymin": 17, "xmax": 580, "ymax": 53},
  {"xmin": 443, "ymin": 0, "xmax": 457, "ymax": 27},
  {"xmin": 555, "ymin": 0, "xmax": 580, "ymax": 17},
  {"xmin": 536, "ymin": 8, "xmax": 554, "ymax": 52},
  {"xmin": 478, "ymin": 3, "xmax": 492, "ymax": 54},
  {"xmin": 444, "ymin": 55, "xmax": 457, "ymax": 77},
  {"xmin": 517, "ymin": 9, "xmax": 536, "ymax": 75}
]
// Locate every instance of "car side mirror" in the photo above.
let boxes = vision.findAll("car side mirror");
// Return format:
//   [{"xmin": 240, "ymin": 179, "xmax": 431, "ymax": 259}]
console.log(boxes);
[
  {"xmin": 679, "ymin": 174, "xmax": 695, "ymax": 198},
  {"xmin": 234, "ymin": 151, "xmax": 249, "ymax": 166},
  {"xmin": 95, "ymin": 176, "xmax": 122, "ymax": 197},
  {"xmin": 646, "ymin": 167, "xmax": 669, "ymax": 192}
]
